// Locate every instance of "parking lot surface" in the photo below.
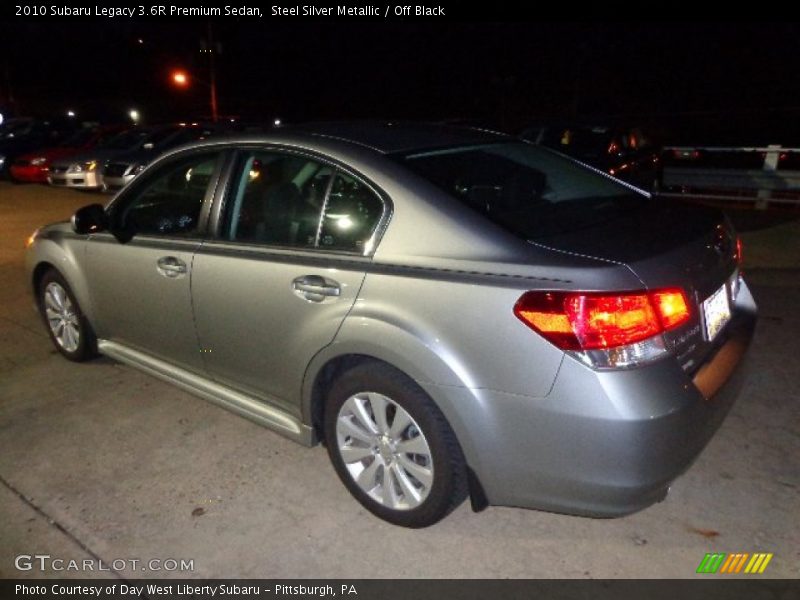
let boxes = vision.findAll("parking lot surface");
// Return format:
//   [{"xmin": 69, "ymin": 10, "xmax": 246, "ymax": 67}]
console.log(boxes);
[{"xmin": 1, "ymin": 182, "xmax": 798, "ymax": 578}]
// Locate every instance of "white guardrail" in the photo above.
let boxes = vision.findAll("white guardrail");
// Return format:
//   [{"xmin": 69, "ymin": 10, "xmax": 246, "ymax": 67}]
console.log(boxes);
[{"xmin": 660, "ymin": 144, "xmax": 800, "ymax": 208}]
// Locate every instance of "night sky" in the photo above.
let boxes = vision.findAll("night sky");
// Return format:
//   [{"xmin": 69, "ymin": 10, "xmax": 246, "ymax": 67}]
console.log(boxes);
[{"xmin": 2, "ymin": 20, "xmax": 800, "ymax": 143}]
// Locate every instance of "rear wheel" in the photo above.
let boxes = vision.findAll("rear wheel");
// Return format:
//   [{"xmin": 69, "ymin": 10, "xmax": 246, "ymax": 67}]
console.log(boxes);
[
  {"xmin": 38, "ymin": 269, "xmax": 97, "ymax": 361},
  {"xmin": 324, "ymin": 361, "xmax": 467, "ymax": 527}
]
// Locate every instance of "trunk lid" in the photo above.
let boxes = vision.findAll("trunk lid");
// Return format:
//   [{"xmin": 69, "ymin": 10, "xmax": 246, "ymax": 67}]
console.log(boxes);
[{"xmin": 531, "ymin": 198, "xmax": 740, "ymax": 372}]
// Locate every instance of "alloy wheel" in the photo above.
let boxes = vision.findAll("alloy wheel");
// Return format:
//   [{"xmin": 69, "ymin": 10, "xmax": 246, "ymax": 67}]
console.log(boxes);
[
  {"xmin": 43, "ymin": 281, "xmax": 81, "ymax": 353},
  {"xmin": 335, "ymin": 392, "xmax": 434, "ymax": 510}
]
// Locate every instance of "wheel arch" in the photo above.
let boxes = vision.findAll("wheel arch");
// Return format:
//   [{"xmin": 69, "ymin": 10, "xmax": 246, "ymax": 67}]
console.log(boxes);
[
  {"xmin": 301, "ymin": 327, "xmax": 471, "ymax": 439},
  {"xmin": 301, "ymin": 322, "xmax": 490, "ymax": 512},
  {"xmin": 27, "ymin": 235, "xmax": 97, "ymax": 327},
  {"xmin": 31, "ymin": 260, "xmax": 57, "ymax": 296}
]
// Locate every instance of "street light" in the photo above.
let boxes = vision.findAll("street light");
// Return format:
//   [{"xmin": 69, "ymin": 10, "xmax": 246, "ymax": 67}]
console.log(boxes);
[
  {"xmin": 129, "ymin": 109, "xmax": 140, "ymax": 123},
  {"xmin": 172, "ymin": 70, "xmax": 188, "ymax": 86},
  {"xmin": 170, "ymin": 68, "xmax": 218, "ymax": 122}
]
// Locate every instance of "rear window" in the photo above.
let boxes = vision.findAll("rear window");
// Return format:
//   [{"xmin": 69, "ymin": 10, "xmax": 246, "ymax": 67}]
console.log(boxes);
[
  {"xmin": 397, "ymin": 142, "xmax": 649, "ymax": 239},
  {"xmin": 103, "ymin": 129, "xmax": 151, "ymax": 150},
  {"xmin": 145, "ymin": 127, "xmax": 182, "ymax": 147}
]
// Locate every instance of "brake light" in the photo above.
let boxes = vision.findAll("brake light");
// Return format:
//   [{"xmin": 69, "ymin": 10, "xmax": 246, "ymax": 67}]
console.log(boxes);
[
  {"xmin": 514, "ymin": 288, "xmax": 691, "ymax": 353},
  {"xmin": 650, "ymin": 289, "xmax": 691, "ymax": 329},
  {"xmin": 735, "ymin": 236, "xmax": 743, "ymax": 265},
  {"xmin": 564, "ymin": 293, "xmax": 660, "ymax": 350}
]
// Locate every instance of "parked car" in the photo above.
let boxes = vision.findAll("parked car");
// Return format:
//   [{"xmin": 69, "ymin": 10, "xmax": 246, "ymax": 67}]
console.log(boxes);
[
  {"xmin": 521, "ymin": 122, "xmax": 660, "ymax": 190},
  {"xmin": 25, "ymin": 122, "xmax": 756, "ymax": 527},
  {"xmin": 0, "ymin": 117, "xmax": 79, "ymax": 178},
  {"xmin": 101, "ymin": 124, "xmax": 219, "ymax": 192},
  {"xmin": 9, "ymin": 125, "xmax": 126, "ymax": 184},
  {"xmin": 48, "ymin": 125, "xmax": 196, "ymax": 191}
]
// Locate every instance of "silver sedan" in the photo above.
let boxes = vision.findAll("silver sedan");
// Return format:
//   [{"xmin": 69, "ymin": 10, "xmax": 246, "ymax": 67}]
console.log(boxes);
[{"xmin": 25, "ymin": 123, "xmax": 756, "ymax": 527}]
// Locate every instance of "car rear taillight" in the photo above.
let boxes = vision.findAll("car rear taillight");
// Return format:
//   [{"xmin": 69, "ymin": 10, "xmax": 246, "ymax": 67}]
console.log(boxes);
[
  {"xmin": 514, "ymin": 289, "xmax": 691, "ymax": 368},
  {"xmin": 650, "ymin": 289, "xmax": 691, "ymax": 330},
  {"xmin": 735, "ymin": 236, "xmax": 743, "ymax": 266}
]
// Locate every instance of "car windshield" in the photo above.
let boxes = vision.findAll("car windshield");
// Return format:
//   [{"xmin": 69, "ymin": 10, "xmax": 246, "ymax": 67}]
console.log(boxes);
[
  {"xmin": 397, "ymin": 142, "xmax": 649, "ymax": 239},
  {"xmin": 102, "ymin": 129, "xmax": 152, "ymax": 150}
]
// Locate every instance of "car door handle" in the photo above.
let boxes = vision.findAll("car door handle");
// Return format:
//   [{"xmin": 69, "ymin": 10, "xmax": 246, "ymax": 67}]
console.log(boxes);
[
  {"xmin": 292, "ymin": 275, "xmax": 340, "ymax": 301},
  {"xmin": 156, "ymin": 256, "xmax": 188, "ymax": 278}
]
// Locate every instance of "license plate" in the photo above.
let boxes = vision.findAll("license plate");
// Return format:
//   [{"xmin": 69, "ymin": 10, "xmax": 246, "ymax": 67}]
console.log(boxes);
[{"xmin": 703, "ymin": 284, "xmax": 731, "ymax": 341}]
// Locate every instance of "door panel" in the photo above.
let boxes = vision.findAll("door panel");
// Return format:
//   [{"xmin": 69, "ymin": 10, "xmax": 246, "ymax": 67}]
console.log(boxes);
[
  {"xmin": 85, "ymin": 235, "xmax": 203, "ymax": 373},
  {"xmin": 84, "ymin": 149, "xmax": 225, "ymax": 374},
  {"xmin": 190, "ymin": 150, "xmax": 388, "ymax": 414},
  {"xmin": 191, "ymin": 246, "xmax": 366, "ymax": 415}
]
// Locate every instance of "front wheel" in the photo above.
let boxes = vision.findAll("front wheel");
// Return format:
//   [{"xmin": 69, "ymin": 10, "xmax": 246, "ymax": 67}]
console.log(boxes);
[
  {"xmin": 38, "ymin": 269, "xmax": 97, "ymax": 361},
  {"xmin": 324, "ymin": 361, "xmax": 468, "ymax": 527}
]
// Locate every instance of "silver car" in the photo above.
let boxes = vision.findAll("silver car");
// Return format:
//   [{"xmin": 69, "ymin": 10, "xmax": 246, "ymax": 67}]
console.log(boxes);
[{"xmin": 25, "ymin": 123, "xmax": 756, "ymax": 527}]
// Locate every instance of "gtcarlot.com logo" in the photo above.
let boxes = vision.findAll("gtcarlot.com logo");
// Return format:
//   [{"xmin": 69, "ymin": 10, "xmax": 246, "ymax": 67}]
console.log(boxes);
[
  {"xmin": 696, "ymin": 552, "xmax": 773, "ymax": 574},
  {"xmin": 15, "ymin": 554, "xmax": 194, "ymax": 573}
]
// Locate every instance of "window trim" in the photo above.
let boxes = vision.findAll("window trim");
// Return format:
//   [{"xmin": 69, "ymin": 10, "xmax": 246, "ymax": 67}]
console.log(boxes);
[{"xmin": 207, "ymin": 144, "xmax": 392, "ymax": 258}]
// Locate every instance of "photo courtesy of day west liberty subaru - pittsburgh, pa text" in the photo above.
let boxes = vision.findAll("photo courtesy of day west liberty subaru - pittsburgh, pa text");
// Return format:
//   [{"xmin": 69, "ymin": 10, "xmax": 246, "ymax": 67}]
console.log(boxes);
[{"xmin": 20, "ymin": 4, "xmax": 446, "ymax": 17}]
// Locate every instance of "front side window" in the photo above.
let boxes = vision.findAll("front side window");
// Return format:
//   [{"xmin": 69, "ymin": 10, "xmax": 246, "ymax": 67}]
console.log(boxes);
[{"xmin": 115, "ymin": 152, "xmax": 220, "ymax": 237}]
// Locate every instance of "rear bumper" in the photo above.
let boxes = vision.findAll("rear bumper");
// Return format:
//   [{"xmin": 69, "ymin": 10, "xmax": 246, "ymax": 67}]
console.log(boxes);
[{"xmin": 429, "ymin": 280, "xmax": 757, "ymax": 517}]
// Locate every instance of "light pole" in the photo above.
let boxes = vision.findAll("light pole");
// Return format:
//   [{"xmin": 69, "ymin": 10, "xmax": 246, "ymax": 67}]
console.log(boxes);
[{"xmin": 207, "ymin": 21, "xmax": 218, "ymax": 123}]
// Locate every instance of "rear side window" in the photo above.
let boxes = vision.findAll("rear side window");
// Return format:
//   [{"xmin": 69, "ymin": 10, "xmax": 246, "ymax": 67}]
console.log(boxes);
[
  {"xmin": 225, "ymin": 151, "xmax": 330, "ymax": 248},
  {"xmin": 224, "ymin": 150, "xmax": 384, "ymax": 254},
  {"xmin": 318, "ymin": 172, "xmax": 384, "ymax": 253},
  {"xmin": 398, "ymin": 142, "xmax": 647, "ymax": 239}
]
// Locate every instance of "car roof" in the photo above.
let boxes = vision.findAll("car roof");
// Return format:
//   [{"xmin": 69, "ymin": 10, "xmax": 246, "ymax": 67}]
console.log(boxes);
[{"xmin": 289, "ymin": 121, "xmax": 510, "ymax": 154}]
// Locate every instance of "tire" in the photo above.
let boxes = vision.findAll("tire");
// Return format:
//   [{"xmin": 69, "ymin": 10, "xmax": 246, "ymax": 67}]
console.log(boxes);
[
  {"xmin": 324, "ymin": 361, "xmax": 468, "ymax": 527},
  {"xmin": 37, "ymin": 269, "xmax": 97, "ymax": 362}
]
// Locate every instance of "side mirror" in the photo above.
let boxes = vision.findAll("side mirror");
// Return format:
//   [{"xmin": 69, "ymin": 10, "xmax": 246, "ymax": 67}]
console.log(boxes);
[
  {"xmin": 143, "ymin": 142, "xmax": 154, "ymax": 150},
  {"xmin": 71, "ymin": 204, "xmax": 109, "ymax": 235}
]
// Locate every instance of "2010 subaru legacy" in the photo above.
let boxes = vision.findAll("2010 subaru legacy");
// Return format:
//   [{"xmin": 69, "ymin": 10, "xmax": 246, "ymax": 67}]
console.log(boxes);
[{"xmin": 25, "ymin": 122, "xmax": 756, "ymax": 527}]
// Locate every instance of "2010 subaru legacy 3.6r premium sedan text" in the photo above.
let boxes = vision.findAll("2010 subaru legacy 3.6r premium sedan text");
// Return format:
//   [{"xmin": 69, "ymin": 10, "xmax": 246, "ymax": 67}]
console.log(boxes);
[{"xmin": 25, "ymin": 122, "xmax": 756, "ymax": 527}]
